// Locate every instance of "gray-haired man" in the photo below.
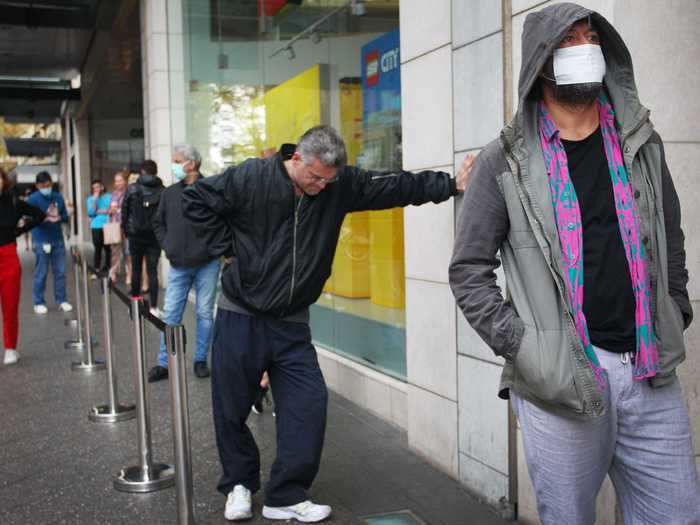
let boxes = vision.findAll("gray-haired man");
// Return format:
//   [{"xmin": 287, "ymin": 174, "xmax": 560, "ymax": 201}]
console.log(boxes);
[
  {"xmin": 183, "ymin": 125, "xmax": 474, "ymax": 522},
  {"xmin": 150, "ymin": 144, "xmax": 221, "ymax": 382}
]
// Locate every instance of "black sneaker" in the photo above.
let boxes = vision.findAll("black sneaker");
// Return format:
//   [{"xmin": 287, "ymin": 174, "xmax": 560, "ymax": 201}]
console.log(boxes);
[
  {"xmin": 148, "ymin": 366, "xmax": 169, "ymax": 383},
  {"xmin": 194, "ymin": 361, "xmax": 210, "ymax": 378},
  {"xmin": 251, "ymin": 387, "xmax": 269, "ymax": 415}
]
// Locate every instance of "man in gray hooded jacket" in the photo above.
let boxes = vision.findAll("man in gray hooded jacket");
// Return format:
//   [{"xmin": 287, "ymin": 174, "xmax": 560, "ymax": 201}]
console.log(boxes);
[{"xmin": 450, "ymin": 3, "xmax": 699, "ymax": 524}]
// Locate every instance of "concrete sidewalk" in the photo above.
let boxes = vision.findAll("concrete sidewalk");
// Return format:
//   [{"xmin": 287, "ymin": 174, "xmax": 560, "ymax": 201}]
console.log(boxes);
[{"xmin": 0, "ymin": 250, "xmax": 510, "ymax": 524}]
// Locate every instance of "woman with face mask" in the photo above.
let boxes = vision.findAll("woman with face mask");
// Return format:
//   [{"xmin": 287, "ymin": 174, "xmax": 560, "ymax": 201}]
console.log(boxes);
[{"xmin": 0, "ymin": 169, "xmax": 46, "ymax": 365}]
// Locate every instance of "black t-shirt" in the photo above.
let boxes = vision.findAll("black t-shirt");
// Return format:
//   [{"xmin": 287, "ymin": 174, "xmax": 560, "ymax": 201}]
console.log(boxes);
[{"xmin": 561, "ymin": 127, "xmax": 636, "ymax": 353}]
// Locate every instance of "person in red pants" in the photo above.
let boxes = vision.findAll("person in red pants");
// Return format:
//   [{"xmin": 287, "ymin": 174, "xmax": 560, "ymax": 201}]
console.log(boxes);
[{"xmin": 0, "ymin": 169, "xmax": 46, "ymax": 365}]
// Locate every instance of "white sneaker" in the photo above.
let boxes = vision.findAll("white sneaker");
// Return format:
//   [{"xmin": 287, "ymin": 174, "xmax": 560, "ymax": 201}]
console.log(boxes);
[
  {"xmin": 149, "ymin": 307, "xmax": 162, "ymax": 317},
  {"xmin": 224, "ymin": 485, "xmax": 253, "ymax": 521},
  {"xmin": 262, "ymin": 501, "xmax": 331, "ymax": 523},
  {"xmin": 3, "ymin": 349, "xmax": 19, "ymax": 365},
  {"xmin": 59, "ymin": 302, "xmax": 73, "ymax": 312},
  {"xmin": 34, "ymin": 304, "xmax": 48, "ymax": 315}
]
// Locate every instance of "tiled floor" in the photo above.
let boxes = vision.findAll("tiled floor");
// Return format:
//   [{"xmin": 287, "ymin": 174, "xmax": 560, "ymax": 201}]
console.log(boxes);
[{"xmin": 0, "ymin": 250, "xmax": 510, "ymax": 525}]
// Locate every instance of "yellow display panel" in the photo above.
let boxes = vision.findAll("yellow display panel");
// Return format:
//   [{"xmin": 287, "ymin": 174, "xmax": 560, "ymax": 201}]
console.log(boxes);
[
  {"xmin": 263, "ymin": 64, "xmax": 327, "ymax": 149},
  {"xmin": 332, "ymin": 212, "xmax": 371, "ymax": 297},
  {"xmin": 369, "ymin": 208, "xmax": 405, "ymax": 308},
  {"xmin": 339, "ymin": 80, "xmax": 363, "ymax": 165},
  {"xmin": 328, "ymin": 79, "xmax": 370, "ymax": 298}
]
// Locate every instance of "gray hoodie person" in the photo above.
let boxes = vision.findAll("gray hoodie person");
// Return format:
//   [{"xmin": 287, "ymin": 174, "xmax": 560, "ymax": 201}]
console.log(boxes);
[{"xmin": 449, "ymin": 2, "xmax": 691, "ymax": 419}]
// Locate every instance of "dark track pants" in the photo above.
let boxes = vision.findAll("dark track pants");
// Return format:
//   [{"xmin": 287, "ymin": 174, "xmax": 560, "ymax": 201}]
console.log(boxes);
[{"xmin": 211, "ymin": 309, "xmax": 328, "ymax": 507}]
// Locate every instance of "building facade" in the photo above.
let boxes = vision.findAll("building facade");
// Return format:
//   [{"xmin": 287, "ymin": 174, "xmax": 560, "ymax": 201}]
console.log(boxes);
[{"xmin": 130, "ymin": 1, "xmax": 700, "ymax": 523}]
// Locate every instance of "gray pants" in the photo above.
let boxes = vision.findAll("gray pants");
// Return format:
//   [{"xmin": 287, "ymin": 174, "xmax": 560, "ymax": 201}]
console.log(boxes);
[{"xmin": 513, "ymin": 346, "xmax": 700, "ymax": 525}]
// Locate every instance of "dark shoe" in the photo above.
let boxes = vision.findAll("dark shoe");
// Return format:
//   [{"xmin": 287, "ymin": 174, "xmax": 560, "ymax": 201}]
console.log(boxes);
[
  {"xmin": 251, "ymin": 387, "xmax": 269, "ymax": 415},
  {"xmin": 148, "ymin": 366, "xmax": 169, "ymax": 383},
  {"xmin": 194, "ymin": 361, "xmax": 210, "ymax": 378}
]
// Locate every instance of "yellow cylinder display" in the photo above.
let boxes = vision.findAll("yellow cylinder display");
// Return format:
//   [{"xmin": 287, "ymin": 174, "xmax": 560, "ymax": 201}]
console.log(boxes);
[
  {"xmin": 369, "ymin": 208, "xmax": 405, "ymax": 308},
  {"xmin": 331, "ymin": 212, "xmax": 370, "ymax": 298}
]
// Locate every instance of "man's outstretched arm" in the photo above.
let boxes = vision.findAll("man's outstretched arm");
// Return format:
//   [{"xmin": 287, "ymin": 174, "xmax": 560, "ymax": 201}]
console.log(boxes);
[{"xmin": 346, "ymin": 154, "xmax": 474, "ymax": 212}]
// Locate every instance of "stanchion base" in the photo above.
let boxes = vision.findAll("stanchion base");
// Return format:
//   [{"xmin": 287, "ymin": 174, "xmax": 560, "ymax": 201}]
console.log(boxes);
[
  {"xmin": 88, "ymin": 403, "xmax": 137, "ymax": 423},
  {"xmin": 65, "ymin": 340, "xmax": 84, "ymax": 350},
  {"xmin": 64, "ymin": 339, "xmax": 99, "ymax": 350},
  {"xmin": 113, "ymin": 464, "xmax": 175, "ymax": 493},
  {"xmin": 71, "ymin": 359, "xmax": 106, "ymax": 372}
]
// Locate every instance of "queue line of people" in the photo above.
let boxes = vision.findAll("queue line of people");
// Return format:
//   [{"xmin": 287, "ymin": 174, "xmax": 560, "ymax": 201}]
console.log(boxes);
[{"xmin": 1, "ymin": 3, "xmax": 698, "ymax": 524}]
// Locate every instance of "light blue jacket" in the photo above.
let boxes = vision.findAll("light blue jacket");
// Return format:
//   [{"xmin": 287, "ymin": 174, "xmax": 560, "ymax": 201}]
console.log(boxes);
[{"xmin": 87, "ymin": 193, "xmax": 112, "ymax": 229}]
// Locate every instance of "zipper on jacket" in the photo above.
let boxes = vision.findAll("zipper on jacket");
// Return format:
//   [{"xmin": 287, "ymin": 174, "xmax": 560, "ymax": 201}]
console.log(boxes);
[
  {"xmin": 288, "ymin": 195, "xmax": 304, "ymax": 306},
  {"xmin": 370, "ymin": 173, "xmax": 398, "ymax": 181},
  {"xmin": 501, "ymin": 138, "xmax": 601, "ymax": 414}
]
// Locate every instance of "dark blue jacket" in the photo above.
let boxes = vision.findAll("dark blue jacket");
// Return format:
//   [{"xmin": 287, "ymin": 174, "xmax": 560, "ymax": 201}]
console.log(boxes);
[{"xmin": 26, "ymin": 191, "xmax": 69, "ymax": 245}]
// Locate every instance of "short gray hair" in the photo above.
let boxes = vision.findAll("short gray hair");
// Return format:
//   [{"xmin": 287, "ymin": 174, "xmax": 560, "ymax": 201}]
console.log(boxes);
[
  {"xmin": 173, "ymin": 143, "xmax": 202, "ymax": 168},
  {"xmin": 297, "ymin": 126, "xmax": 347, "ymax": 168}
]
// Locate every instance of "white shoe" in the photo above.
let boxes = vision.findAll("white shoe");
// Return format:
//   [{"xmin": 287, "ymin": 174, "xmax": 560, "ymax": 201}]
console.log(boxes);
[
  {"xmin": 224, "ymin": 485, "xmax": 253, "ymax": 521},
  {"xmin": 3, "ymin": 349, "xmax": 19, "ymax": 365},
  {"xmin": 262, "ymin": 501, "xmax": 331, "ymax": 523},
  {"xmin": 59, "ymin": 302, "xmax": 73, "ymax": 312},
  {"xmin": 149, "ymin": 307, "xmax": 162, "ymax": 317},
  {"xmin": 34, "ymin": 304, "xmax": 48, "ymax": 315}
]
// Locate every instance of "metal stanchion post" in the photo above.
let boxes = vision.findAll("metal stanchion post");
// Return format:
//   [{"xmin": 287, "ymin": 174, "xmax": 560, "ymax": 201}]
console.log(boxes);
[
  {"xmin": 72, "ymin": 256, "xmax": 106, "ymax": 372},
  {"xmin": 89, "ymin": 275, "xmax": 136, "ymax": 423},
  {"xmin": 64, "ymin": 248, "xmax": 84, "ymax": 348},
  {"xmin": 167, "ymin": 325, "xmax": 196, "ymax": 524},
  {"xmin": 114, "ymin": 297, "xmax": 174, "ymax": 493}
]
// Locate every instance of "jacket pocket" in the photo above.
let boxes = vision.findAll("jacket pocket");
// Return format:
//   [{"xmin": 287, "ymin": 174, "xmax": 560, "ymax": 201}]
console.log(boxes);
[
  {"xmin": 508, "ymin": 229, "xmax": 539, "ymax": 249},
  {"xmin": 655, "ymin": 293, "xmax": 686, "ymax": 375},
  {"xmin": 513, "ymin": 324, "xmax": 541, "ymax": 381},
  {"xmin": 514, "ymin": 323, "xmax": 581, "ymax": 411}
]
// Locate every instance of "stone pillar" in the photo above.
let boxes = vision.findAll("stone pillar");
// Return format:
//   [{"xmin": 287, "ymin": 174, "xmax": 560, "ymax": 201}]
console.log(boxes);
[
  {"xmin": 140, "ymin": 0, "xmax": 187, "ymax": 185},
  {"xmin": 400, "ymin": 0, "xmax": 459, "ymax": 479},
  {"xmin": 139, "ymin": 0, "xmax": 187, "ymax": 280},
  {"xmin": 72, "ymin": 118, "xmax": 92, "ymax": 242}
]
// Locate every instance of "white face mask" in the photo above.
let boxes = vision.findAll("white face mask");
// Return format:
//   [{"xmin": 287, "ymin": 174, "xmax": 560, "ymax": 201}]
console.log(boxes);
[{"xmin": 553, "ymin": 44, "xmax": 606, "ymax": 86}]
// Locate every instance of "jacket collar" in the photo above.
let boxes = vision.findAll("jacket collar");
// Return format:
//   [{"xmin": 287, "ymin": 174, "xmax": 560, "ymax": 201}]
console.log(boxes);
[{"xmin": 178, "ymin": 173, "xmax": 202, "ymax": 187}]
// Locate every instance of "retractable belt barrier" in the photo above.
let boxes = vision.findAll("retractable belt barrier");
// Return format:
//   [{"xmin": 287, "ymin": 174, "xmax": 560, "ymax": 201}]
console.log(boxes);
[
  {"xmin": 70, "ymin": 256, "xmax": 105, "ymax": 372},
  {"xmin": 64, "ymin": 247, "xmax": 86, "ymax": 348},
  {"xmin": 110, "ymin": 292, "xmax": 196, "ymax": 523},
  {"xmin": 113, "ymin": 294, "xmax": 176, "ymax": 494},
  {"xmin": 88, "ymin": 272, "xmax": 136, "ymax": 423},
  {"xmin": 65, "ymin": 246, "xmax": 197, "ymax": 523}
]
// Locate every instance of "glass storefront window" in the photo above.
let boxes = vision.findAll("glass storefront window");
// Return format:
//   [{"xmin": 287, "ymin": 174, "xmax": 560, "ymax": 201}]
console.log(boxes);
[{"xmin": 183, "ymin": 0, "xmax": 406, "ymax": 380}]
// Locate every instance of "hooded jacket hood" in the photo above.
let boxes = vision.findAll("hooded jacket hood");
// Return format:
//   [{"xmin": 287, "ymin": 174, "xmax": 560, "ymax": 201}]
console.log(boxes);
[
  {"xmin": 138, "ymin": 173, "xmax": 163, "ymax": 188},
  {"xmin": 515, "ymin": 2, "xmax": 646, "ymax": 135}
]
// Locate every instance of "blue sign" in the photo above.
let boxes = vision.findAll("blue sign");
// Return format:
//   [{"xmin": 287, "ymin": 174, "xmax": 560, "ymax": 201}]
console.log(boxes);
[{"xmin": 361, "ymin": 28, "xmax": 401, "ymax": 121}]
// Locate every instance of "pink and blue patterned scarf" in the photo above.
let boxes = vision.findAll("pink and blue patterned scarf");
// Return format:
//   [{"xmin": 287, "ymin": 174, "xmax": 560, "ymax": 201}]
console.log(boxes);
[{"xmin": 538, "ymin": 93, "xmax": 658, "ymax": 385}]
